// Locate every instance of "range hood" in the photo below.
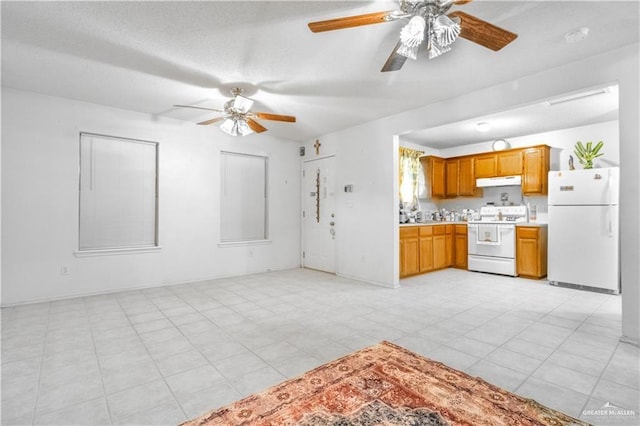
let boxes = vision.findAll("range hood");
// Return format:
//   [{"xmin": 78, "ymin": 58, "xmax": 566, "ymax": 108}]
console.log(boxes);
[{"xmin": 476, "ymin": 175, "xmax": 522, "ymax": 187}]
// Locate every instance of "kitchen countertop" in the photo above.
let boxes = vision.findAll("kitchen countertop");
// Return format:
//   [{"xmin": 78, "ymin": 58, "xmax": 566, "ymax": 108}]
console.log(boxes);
[
  {"xmin": 516, "ymin": 222, "xmax": 548, "ymax": 227},
  {"xmin": 399, "ymin": 221, "xmax": 468, "ymax": 227},
  {"xmin": 400, "ymin": 221, "xmax": 548, "ymax": 227}
]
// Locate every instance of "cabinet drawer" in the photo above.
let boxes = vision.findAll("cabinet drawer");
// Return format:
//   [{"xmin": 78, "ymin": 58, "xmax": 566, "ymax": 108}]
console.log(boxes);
[
  {"xmin": 433, "ymin": 225, "xmax": 446, "ymax": 236},
  {"xmin": 419, "ymin": 226, "xmax": 433, "ymax": 237},
  {"xmin": 455, "ymin": 224, "xmax": 467, "ymax": 235},
  {"xmin": 400, "ymin": 227, "xmax": 419, "ymax": 239},
  {"xmin": 518, "ymin": 227, "xmax": 539, "ymax": 239}
]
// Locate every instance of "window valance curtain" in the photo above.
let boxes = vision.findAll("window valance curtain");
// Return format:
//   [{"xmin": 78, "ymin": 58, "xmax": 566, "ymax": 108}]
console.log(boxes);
[{"xmin": 399, "ymin": 147, "xmax": 424, "ymax": 207}]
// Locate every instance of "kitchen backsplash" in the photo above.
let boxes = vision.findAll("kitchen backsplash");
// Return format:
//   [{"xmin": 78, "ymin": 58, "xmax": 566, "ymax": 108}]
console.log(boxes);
[{"xmin": 419, "ymin": 186, "xmax": 548, "ymax": 215}]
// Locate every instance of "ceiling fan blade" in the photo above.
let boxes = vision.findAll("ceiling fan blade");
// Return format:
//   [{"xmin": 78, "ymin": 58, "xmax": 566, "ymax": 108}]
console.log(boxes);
[
  {"xmin": 247, "ymin": 119, "xmax": 268, "ymax": 133},
  {"xmin": 381, "ymin": 41, "xmax": 409, "ymax": 72},
  {"xmin": 254, "ymin": 112, "xmax": 296, "ymax": 123},
  {"xmin": 448, "ymin": 11, "xmax": 517, "ymax": 51},
  {"xmin": 452, "ymin": 0, "xmax": 473, "ymax": 4},
  {"xmin": 308, "ymin": 10, "xmax": 396, "ymax": 33},
  {"xmin": 197, "ymin": 116, "xmax": 225, "ymax": 126},
  {"xmin": 174, "ymin": 104, "xmax": 224, "ymax": 113}
]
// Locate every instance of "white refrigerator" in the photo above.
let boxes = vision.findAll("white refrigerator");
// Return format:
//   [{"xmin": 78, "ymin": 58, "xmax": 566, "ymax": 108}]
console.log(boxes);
[{"xmin": 547, "ymin": 167, "xmax": 620, "ymax": 294}]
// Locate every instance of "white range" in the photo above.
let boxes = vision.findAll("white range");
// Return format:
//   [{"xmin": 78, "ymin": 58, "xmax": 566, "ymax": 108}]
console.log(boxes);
[{"xmin": 467, "ymin": 205, "xmax": 528, "ymax": 277}]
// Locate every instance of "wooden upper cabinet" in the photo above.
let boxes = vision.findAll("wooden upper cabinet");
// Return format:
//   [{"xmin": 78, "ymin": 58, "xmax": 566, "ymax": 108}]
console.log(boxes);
[
  {"xmin": 445, "ymin": 159, "xmax": 459, "ymax": 197},
  {"xmin": 421, "ymin": 156, "xmax": 446, "ymax": 199},
  {"xmin": 497, "ymin": 150, "xmax": 523, "ymax": 176},
  {"xmin": 458, "ymin": 157, "xmax": 476, "ymax": 196},
  {"xmin": 522, "ymin": 146, "xmax": 550, "ymax": 195},
  {"xmin": 475, "ymin": 153, "xmax": 497, "ymax": 178}
]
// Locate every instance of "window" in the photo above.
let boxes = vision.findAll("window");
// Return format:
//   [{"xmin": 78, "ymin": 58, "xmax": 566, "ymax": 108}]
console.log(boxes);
[
  {"xmin": 399, "ymin": 147, "xmax": 424, "ymax": 207},
  {"xmin": 79, "ymin": 133, "xmax": 158, "ymax": 252},
  {"xmin": 220, "ymin": 151, "xmax": 268, "ymax": 243}
]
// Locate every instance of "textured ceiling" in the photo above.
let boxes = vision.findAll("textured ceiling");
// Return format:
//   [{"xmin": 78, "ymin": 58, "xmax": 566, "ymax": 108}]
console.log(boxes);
[{"xmin": 1, "ymin": 1, "xmax": 638, "ymax": 144}]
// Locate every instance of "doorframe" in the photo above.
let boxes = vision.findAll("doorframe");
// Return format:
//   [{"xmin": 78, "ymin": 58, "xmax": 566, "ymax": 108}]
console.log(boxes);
[{"xmin": 300, "ymin": 154, "xmax": 337, "ymax": 273}]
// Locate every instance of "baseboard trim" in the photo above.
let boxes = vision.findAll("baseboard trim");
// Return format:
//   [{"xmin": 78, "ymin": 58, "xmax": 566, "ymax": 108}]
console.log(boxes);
[{"xmin": 0, "ymin": 265, "xmax": 301, "ymax": 308}]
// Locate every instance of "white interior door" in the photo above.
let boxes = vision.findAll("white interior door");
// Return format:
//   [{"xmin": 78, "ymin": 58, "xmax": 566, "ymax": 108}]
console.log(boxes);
[{"xmin": 303, "ymin": 156, "xmax": 336, "ymax": 273}]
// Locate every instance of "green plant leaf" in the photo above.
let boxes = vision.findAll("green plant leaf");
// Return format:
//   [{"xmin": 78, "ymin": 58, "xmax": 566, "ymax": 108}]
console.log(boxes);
[{"xmin": 593, "ymin": 141, "xmax": 604, "ymax": 154}]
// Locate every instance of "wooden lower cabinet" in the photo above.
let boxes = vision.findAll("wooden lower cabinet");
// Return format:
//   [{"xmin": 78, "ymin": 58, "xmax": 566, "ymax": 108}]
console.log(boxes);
[
  {"xmin": 516, "ymin": 226, "xmax": 548, "ymax": 279},
  {"xmin": 433, "ymin": 235, "xmax": 447, "ymax": 270},
  {"xmin": 400, "ymin": 228, "xmax": 420, "ymax": 277},
  {"xmin": 419, "ymin": 226, "xmax": 434, "ymax": 272},
  {"xmin": 445, "ymin": 225, "xmax": 453, "ymax": 267},
  {"xmin": 400, "ymin": 224, "xmax": 467, "ymax": 277},
  {"xmin": 454, "ymin": 225, "xmax": 468, "ymax": 269}
]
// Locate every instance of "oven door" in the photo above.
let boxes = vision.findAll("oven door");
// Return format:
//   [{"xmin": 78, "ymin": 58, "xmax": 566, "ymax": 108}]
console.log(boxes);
[
  {"xmin": 468, "ymin": 224, "xmax": 517, "ymax": 276},
  {"xmin": 467, "ymin": 224, "xmax": 516, "ymax": 258}
]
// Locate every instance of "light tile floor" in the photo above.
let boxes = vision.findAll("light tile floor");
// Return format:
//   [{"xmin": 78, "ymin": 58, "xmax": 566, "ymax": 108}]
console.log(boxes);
[{"xmin": 2, "ymin": 268, "xmax": 639, "ymax": 425}]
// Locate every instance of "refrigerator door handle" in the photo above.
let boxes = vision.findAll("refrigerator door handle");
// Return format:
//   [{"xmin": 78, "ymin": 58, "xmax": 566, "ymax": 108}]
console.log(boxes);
[{"xmin": 607, "ymin": 169, "xmax": 613, "ymax": 237}]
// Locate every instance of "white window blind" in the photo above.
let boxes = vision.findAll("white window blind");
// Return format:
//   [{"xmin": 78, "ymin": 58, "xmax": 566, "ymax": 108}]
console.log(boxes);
[
  {"xmin": 79, "ymin": 133, "xmax": 158, "ymax": 251},
  {"xmin": 220, "ymin": 151, "xmax": 268, "ymax": 242}
]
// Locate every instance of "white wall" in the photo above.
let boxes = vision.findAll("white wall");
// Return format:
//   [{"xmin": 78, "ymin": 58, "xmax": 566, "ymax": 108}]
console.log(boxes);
[
  {"xmin": 1, "ymin": 87, "xmax": 302, "ymax": 306},
  {"xmin": 302, "ymin": 43, "xmax": 639, "ymax": 343}
]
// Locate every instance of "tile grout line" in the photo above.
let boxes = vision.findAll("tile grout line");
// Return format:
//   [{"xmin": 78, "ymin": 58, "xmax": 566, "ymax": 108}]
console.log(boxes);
[
  {"xmin": 83, "ymin": 297, "xmax": 116, "ymax": 426},
  {"xmin": 29, "ymin": 301, "xmax": 52, "ymax": 426}
]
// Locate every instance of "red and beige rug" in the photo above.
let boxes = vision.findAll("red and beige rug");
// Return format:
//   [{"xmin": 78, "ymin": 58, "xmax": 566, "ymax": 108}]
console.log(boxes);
[{"xmin": 182, "ymin": 341, "xmax": 588, "ymax": 425}]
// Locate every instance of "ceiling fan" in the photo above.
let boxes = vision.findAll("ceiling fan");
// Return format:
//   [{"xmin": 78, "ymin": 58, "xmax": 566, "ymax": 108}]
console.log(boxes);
[
  {"xmin": 308, "ymin": 0, "xmax": 517, "ymax": 72},
  {"xmin": 175, "ymin": 88, "xmax": 296, "ymax": 137}
]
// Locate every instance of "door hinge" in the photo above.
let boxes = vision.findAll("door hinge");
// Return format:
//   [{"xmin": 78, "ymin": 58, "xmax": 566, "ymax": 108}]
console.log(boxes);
[
  {"xmin": 302, "ymin": 210, "xmax": 305, "ymax": 218},
  {"xmin": 302, "ymin": 170, "xmax": 305, "ymax": 177},
  {"xmin": 302, "ymin": 251, "xmax": 305, "ymax": 258}
]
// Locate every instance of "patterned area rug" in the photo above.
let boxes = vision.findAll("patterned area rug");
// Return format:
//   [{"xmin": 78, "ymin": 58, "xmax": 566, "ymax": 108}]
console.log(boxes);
[{"xmin": 182, "ymin": 341, "xmax": 589, "ymax": 426}]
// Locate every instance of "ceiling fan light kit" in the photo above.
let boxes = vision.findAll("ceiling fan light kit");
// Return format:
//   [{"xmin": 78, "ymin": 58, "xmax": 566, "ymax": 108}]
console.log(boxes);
[
  {"xmin": 308, "ymin": 0, "xmax": 517, "ymax": 72},
  {"xmin": 175, "ymin": 88, "xmax": 296, "ymax": 137},
  {"xmin": 177, "ymin": 0, "xmax": 517, "ymax": 136}
]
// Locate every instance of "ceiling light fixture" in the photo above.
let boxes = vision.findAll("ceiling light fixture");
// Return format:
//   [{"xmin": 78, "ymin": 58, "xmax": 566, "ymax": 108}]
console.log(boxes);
[
  {"xmin": 543, "ymin": 87, "xmax": 610, "ymax": 107},
  {"xmin": 564, "ymin": 27, "xmax": 590, "ymax": 44},
  {"xmin": 492, "ymin": 139, "xmax": 510, "ymax": 151},
  {"xmin": 476, "ymin": 122, "xmax": 491, "ymax": 132},
  {"xmin": 397, "ymin": 8, "xmax": 461, "ymax": 61},
  {"xmin": 220, "ymin": 117, "xmax": 254, "ymax": 137}
]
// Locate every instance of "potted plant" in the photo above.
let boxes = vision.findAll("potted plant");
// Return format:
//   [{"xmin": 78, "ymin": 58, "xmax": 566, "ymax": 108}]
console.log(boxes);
[{"xmin": 574, "ymin": 140, "xmax": 604, "ymax": 169}]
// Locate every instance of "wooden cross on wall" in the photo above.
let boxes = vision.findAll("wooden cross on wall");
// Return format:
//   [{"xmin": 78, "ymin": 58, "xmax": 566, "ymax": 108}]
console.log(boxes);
[{"xmin": 314, "ymin": 140, "xmax": 321, "ymax": 155}]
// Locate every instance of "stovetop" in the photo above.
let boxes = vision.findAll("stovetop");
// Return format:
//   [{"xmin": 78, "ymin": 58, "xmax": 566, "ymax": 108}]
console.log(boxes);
[{"xmin": 470, "ymin": 205, "xmax": 528, "ymax": 224}]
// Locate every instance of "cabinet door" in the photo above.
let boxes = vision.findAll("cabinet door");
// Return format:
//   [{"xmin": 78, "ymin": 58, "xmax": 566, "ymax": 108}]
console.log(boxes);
[
  {"xmin": 431, "ymin": 157, "xmax": 446, "ymax": 198},
  {"xmin": 454, "ymin": 234, "xmax": 468, "ymax": 269},
  {"xmin": 475, "ymin": 154, "xmax": 497, "ymax": 178},
  {"xmin": 522, "ymin": 146, "xmax": 550, "ymax": 195},
  {"xmin": 458, "ymin": 157, "xmax": 476, "ymax": 196},
  {"xmin": 433, "ymin": 235, "xmax": 447, "ymax": 269},
  {"xmin": 421, "ymin": 156, "xmax": 446, "ymax": 199},
  {"xmin": 516, "ymin": 226, "xmax": 548, "ymax": 278},
  {"xmin": 517, "ymin": 236, "xmax": 539, "ymax": 277},
  {"xmin": 445, "ymin": 233, "xmax": 453, "ymax": 267},
  {"xmin": 419, "ymin": 236, "xmax": 434, "ymax": 272},
  {"xmin": 400, "ymin": 236, "xmax": 420, "ymax": 277},
  {"xmin": 453, "ymin": 225, "xmax": 468, "ymax": 269},
  {"xmin": 497, "ymin": 150, "xmax": 523, "ymax": 176},
  {"xmin": 445, "ymin": 159, "xmax": 459, "ymax": 197}
]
